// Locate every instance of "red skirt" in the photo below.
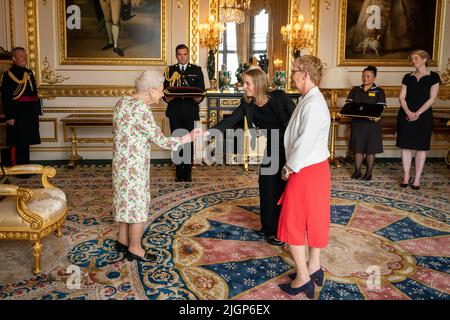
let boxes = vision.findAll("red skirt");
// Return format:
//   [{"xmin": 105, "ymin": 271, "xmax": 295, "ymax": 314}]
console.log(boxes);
[{"xmin": 277, "ymin": 160, "xmax": 331, "ymax": 247}]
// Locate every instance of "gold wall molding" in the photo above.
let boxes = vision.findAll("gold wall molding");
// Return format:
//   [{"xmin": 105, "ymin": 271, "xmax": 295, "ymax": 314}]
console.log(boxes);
[
  {"xmin": 441, "ymin": 58, "xmax": 450, "ymax": 85},
  {"xmin": 39, "ymin": 118, "xmax": 58, "ymax": 142},
  {"xmin": 39, "ymin": 85, "xmax": 135, "ymax": 98},
  {"xmin": 41, "ymin": 57, "xmax": 70, "ymax": 85},
  {"xmin": 9, "ymin": 0, "xmax": 14, "ymax": 47},
  {"xmin": 25, "ymin": 0, "xmax": 40, "ymax": 84},
  {"xmin": 189, "ymin": 0, "xmax": 200, "ymax": 65}
]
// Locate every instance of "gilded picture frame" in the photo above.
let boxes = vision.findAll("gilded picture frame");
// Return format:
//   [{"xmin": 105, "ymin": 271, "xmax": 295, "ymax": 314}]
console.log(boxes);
[
  {"xmin": 58, "ymin": 0, "xmax": 168, "ymax": 65},
  {"xmin": 337, "ymin": 0, "xmax": 443, "ymax": 66}
]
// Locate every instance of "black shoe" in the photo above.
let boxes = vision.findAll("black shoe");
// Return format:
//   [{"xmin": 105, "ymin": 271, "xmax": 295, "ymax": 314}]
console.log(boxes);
[
  {"xmin": 279, "ymin": 280, "xmax": 315, "ymax": 298},
  {"xmin": 102, "ymin": 43, "xmax": 113, "ymax": 50},
  {"xmin": 183, "ymin": 164, "xmax": 192, "ymax": 182},
  {"xmin": 289, "ymin": 268, "xmax": 324, "ymax": 287},
  {"xmin": 126, "ymin": 250, "xmax": 157, "ymax": 262},
  {"xmin": 400, "ymin": 177, "xmax": 413, "ymax": 188},
  {"xmin": 113, "ymin": 47, "xmax": 124, "ymax": 57},
  {"xmin": 115, "ymin": 241, "xmax": 128, "ymax": 252},
  {"xmin": 411, "ymin": 184, "xmax": 420, "ymax": 190},
  {"xmin": 351, "ymin": 171, "xmax": 361, "ymax": 179},
  {"xmin": 362, "ymin": 173, "xmax": 372, "ymax": 181},
  {"xmin": 175, "ymin": 165, "xmax": 183, "ymax": 182},
  {"xmin": 267, "ymin": 235, "xmax": 285, "ymax": 246}
]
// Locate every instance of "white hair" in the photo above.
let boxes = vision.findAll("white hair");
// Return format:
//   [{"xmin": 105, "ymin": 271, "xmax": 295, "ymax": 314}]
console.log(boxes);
[{"xmin": 135, "ymin": 70, "xmax": 164, "ymax": 93}]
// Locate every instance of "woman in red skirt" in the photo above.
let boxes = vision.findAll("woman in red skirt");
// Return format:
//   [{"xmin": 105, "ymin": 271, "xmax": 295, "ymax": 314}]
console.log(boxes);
[{"xmin": 278, "ymin": 55, "xmax": 331, "ymax": 299}]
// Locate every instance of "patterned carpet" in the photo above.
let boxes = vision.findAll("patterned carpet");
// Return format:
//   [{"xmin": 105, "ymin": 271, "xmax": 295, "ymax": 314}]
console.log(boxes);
[{"xmin": 0, "ymin": 161, "xmax": 449, "ymax": 300}]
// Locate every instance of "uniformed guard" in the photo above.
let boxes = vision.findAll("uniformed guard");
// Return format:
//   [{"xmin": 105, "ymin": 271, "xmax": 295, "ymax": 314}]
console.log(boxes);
[
  {"xmin": 0, "ymin": 47, "xmax": 41, "ymax": 169},
  {"xmin": 163, "ymin": 44, "xmax": 205, "ymax": 182},
  {"xmin": 345, "ymin": 65, "xmax": 386, "ymax": 181}
]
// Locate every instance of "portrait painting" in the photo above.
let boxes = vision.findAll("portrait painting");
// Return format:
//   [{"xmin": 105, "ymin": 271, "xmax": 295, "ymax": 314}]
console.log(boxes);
[
  {"xmin": 59, "ymin": 0, "xmax": 167, "ymax": 65},
  {"xmin": 338, "ymin": 0, "xmax": 443, "ymax": 66}
]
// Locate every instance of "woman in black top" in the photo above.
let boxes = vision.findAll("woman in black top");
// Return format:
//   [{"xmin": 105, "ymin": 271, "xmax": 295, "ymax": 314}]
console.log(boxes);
[
  {"xmin": 346, "ymin": 65, "xmax": 386, "ymax": 181},
  {"xmin": 205, "ymin": 68, "xmax": 296, "ymax": 246},
  {"xmin": 397, "ymin": 50, "xmax": 441, "ymax": 190}
]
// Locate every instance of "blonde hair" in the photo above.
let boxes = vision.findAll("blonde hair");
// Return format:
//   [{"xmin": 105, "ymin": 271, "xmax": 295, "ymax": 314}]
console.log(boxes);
[
  {"xmin": 243, "ymin": 68, "xmax": 269, "ymax": 106},
  {"xmin": 135, "ymin": 70, "xmax": 164, "ymax": 94},
  {"xmin": 409, "ymin": 50, "xmax": 431, "ymax": 66},
  {"xmin": 293, "ymin": 55, "xmax": 323, "ymax": 85}
]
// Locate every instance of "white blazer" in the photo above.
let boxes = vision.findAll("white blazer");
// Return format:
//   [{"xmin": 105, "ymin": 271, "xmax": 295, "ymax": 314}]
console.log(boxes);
[{"xmin": 284, "ymin": 86, "xmax": 330, "ymax": 173}]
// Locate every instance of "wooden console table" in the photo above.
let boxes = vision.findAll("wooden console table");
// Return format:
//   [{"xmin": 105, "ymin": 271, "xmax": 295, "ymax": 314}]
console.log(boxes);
[{"xmin": 61, "ymin": 114, "xmax": 113, "ymax": 168}]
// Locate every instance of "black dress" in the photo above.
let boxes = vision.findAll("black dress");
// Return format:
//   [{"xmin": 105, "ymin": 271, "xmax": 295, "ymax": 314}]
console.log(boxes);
[
  {"xmin": 211, "ymin": 90, "xmax": 296, "ymax": 237},
  {"xmin": 396, "ymin": 71, "xmax": 441, "ymax": 150},
  {"xmin": 346, "ymin": 84, "xmax": 386, "ymax": 154}
]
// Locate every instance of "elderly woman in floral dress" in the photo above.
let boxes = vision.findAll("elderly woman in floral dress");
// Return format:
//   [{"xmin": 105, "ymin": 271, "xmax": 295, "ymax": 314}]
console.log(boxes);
[{"xmin": 113, "ymin": 70, "xmax": 198, "ymax": 262}]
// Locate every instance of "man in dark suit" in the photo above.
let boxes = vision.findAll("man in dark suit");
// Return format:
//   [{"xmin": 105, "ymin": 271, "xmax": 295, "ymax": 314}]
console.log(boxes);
[
  {"xmin": 0, "ymin": 47, "xmax": 41, "ymax": 171},
  {"xmin": 164, "ymin": 44, "xmax": 205, "ymax": 182}
]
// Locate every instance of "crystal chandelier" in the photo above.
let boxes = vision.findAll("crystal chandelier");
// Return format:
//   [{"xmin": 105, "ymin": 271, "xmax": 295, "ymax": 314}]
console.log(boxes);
[{"xmin": 220, "ymin": 0, "xmax": 251, "ymax": 24}]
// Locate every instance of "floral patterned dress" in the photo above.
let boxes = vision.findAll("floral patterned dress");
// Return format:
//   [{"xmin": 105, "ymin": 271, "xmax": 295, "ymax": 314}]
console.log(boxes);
[{"xmin": 112, "ymin": 96, "xmax": 181, "ymax": 223}]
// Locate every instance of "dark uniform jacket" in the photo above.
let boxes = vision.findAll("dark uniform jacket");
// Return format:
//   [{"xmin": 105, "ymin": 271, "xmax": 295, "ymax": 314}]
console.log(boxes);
[
  {"xmin": 212, "ymin": 90, "xmax": 296, "ymax": 133},
  {"xmin": 211, "ymin": 90, "xmax": 296, "ymax": 159},
  {"xmin": 163, "ymin": 63, "xmax": 205, "ymax": 121},
  {"xmin": 0, "ymin": 64, "xmax": 41, "ymax": 146}
]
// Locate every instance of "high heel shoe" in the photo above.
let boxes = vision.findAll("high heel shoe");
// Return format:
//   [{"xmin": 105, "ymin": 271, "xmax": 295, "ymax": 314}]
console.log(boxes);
[
  {"xmin": 279, "ymin": 280, "xmax": 315, "ymax": 298},
  {"xmin": 400, "ymin": 177, "xmax": 413, "ymax": 188},
  {"xmin": 115, "ymin": 241, "xmax": 128, "ymax": 252},
  {"xmin": 351, "ymin": 171, "xmax": 362, "ymax": 179},
  {"xmin": 362, "ymin": 173, "xmax": 372, "ymax": 181},
  {"xmin": 288, "ymin": 268, "xmax": 324, "ymax": 287},
  {"xmin": 126, "ymin": 250, "xmax": 157, "ymax": 262}
]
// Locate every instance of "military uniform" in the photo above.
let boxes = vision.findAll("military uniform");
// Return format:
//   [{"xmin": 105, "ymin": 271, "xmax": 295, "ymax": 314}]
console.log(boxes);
[
  {"xmin": 0, "ymin": 64, "xmax": 41, "ymax": 165},
  {"xmin": 164, "ymin": 63, "xmax": 205, "ymax": 181}
]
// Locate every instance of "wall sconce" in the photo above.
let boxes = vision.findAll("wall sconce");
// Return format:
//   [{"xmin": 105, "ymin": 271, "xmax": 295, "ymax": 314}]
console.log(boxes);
[{"xmin": 199, "ymin": 15, "xmax": 226, "ymax": 89}]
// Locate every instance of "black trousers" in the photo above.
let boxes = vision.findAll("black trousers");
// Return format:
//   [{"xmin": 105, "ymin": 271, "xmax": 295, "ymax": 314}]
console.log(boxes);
[
  {"xmin": 169, "ymin": 118, "xmax": 194, "ymax": 180},
  {"xmin": 0, "ymin": 146, "xmax": 30, "ymax": 166},
  {"xmin": 258, "ymin": 167, "xmax": 286, "ymax": 236}
]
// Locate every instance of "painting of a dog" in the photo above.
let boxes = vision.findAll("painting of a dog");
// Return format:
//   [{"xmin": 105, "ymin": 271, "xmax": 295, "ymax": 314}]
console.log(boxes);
[{"xmin": 338, "ymin": 0, "xmax": 442, "ymax": 66}]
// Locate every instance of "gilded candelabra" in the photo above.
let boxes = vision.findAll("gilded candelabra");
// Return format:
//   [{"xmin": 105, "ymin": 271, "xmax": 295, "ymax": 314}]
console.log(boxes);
[
  {"xmin": 281, "ymin": 5, "xmax": 314, "ymax": 58},
  {"xmin": 199, "ymin": 15, "xmax": 225, "ymax": 89}
]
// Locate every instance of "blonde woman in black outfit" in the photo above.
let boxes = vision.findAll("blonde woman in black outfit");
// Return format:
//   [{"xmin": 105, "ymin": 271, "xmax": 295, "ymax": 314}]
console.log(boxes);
[
  {"xmin": 346, "ymin": 66, "xmax": 386, "ymax": 181},
  {"xmin": 397, "ymin": 50, "xmax": 441, "ymax": 190},
  {"xmin": 204, "ymin": 68, "xmax": 296, "ymax": 246}
]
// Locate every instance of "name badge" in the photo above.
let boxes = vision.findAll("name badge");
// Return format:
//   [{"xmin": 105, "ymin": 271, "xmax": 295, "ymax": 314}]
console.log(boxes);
[{"xmin": 368, "ymin": 92, "xmax": 376, "ymax": 97}]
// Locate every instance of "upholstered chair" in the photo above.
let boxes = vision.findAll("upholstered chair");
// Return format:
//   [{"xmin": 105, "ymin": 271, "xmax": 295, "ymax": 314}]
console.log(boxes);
[{"xmin": 0, "ymin": 165, "xmax": 67, "ymax": 274}]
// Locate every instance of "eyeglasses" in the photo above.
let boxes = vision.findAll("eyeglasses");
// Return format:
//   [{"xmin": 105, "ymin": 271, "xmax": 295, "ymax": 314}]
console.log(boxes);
[{"xmin": 291, "ymin": 69, "xmax": 303, "ymax": 74}]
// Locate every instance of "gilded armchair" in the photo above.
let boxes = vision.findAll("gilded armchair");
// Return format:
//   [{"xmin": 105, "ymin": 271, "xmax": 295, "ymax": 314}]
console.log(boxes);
[{"xmin": 0, "ymin": 165, "xmax": 67, "ymax": 274}]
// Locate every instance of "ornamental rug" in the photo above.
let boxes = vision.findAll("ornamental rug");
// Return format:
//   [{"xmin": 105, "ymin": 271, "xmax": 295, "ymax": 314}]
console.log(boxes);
[{"xmin": 0, "ymin": 162, "xmax": 448, "ymax": 300}]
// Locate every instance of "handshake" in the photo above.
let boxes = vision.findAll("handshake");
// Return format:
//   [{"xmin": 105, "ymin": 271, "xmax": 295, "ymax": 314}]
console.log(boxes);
[{"xmin": 179, "ymin": 128, "xmax": 210, "ymax": 144}]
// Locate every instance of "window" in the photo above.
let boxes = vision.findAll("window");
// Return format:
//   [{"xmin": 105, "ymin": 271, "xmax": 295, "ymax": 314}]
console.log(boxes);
[
  {"xmin": 250, "ymin": 10, "xmax": 269, "ymax": 60},
  {"xmin": 219, "ymin": 22, "xmax": 238, "ymax": 83},
  {"xmin": 218, "ymin": 10, "xmax": 269, "ymax": 84}
]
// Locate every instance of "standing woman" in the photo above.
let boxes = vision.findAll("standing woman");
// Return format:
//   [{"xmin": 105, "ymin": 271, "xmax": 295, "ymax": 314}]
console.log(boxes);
[
  {"xmin": 277, "ymin": 55, "xmax": 330, "ymax": 298},
  {"xmin": 113, "ymin": 70, "xmax": 197, "ymax": 261},
  {"xmin": 205, "ymin": 68, "xmax": 296, "ymax": 246},
  {"xmin": 397, "ymin": 50, "xmax": 441, "ymax": 190},
  {"xmin": 346, "ymin": 65, "xmax": 386, "ymax": 180}
]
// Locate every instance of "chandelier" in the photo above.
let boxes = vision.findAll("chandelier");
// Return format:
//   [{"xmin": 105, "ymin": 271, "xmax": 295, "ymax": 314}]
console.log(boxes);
[
  {"xmin": 281, "ymin": 5, "xmax": 314, "ymax": 57},
  {"xmin": 220, "ymin": 0, "xmax": 251, "ymax": 24}
]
